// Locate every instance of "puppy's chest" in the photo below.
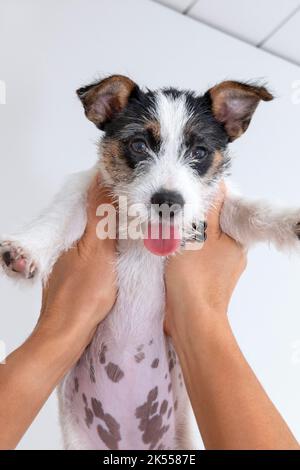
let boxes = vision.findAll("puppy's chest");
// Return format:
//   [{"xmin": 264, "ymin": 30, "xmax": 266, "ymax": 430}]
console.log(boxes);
[{"xmin": 111, "ymin": 242, "xmax": 166, "ymax": 337}]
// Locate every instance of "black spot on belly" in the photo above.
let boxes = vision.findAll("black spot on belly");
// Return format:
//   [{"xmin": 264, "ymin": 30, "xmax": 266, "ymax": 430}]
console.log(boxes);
[
  {"xmin": 150, "ymin": 401, "xmax": 158, "ymax": 415},
  {"xmin": 168, "ymin": 358, "xmax": 175, "ymax": 372},
  {"xmin": 84, "ymin": 406, "xmax": 94, "ymax": 428},
  {"xmin": 89, "ymin": 358, "xmax": 96, "ymax": 383},
  {"xmin": 90, "ymin": 396, "xmax": 122, "ymax": 449},
  {"xmin": 135, "ymin": 386, "xmax": 170, "ymax": 450},
  {"xmin": 160, "ymin": 400, "xmax": 168, "ymax": 415},
  {"xmin": 135, "ymin": 351, "xmax": 145, "ymax": 363},
  {"xmin": 99, "ymin": 343, "xmax": 108, "ymax": 365},
  {"xmin": 105, "ymin": 362, "xmax": 124, "ymax": 383},
  {"xmin": 91, "ymin": 398, "xmax": 104, "ymax": 419},
  {"xmin": 151, "ymin": 358, "xmax": 159, "ymax": 368},
  {"xmin": 74, "ymin": 377, "xmax": 79, "ymax": 393}
]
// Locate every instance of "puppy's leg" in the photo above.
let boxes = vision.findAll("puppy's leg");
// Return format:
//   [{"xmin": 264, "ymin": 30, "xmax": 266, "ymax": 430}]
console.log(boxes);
[
  {"xmin": 0, "ymin": 167, "xmax": 98, "ymax": 282},
  {"xmin": 220, "ymin": 192, "xmax": 300, "ymax": 251}
]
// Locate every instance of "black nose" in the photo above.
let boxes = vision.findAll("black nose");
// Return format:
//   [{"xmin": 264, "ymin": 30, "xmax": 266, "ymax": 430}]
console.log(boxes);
[{"xmin": 151, "ymin": 190, "xmax": 185, "ymax": 217}]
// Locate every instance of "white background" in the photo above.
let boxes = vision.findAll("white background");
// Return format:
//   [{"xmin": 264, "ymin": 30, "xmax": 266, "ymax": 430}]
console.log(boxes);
[{"xmin": 0, "ymin": 0, "xmax": 300, "ymax": 449}]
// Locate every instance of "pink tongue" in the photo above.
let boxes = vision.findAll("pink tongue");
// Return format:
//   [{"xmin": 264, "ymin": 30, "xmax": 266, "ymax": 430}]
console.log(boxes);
[{"xmin": 144, "ymin": 222, "xmax": 181, "ymax": 256}]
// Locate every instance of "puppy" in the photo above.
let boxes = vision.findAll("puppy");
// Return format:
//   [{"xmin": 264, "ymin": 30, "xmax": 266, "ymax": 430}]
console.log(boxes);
[{"xmin": 1, "ymin": 75, "xmax": 299, "ymax": 449}]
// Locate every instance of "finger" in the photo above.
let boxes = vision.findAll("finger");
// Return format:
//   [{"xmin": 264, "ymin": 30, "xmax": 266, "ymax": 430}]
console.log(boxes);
[
  {"xmin": 206, "ymin": 181, "xmax": 226, "ymax": 237},
  {"xmin": 84, "ymin": 174, "xmax": 115, "ymax": 240},
  {"xmin": 163, "ymin": 318, "xmax": 170, "ymax": 336},
  {"xmin": 86, "ymin": 175, "xmax": 111, "ymax": 222},
  {"xmin": 163, "ymin": 308, "xmax": 171, "ymax": 336},
  {"xmin": 39, "ymin": 284, "xmax": 49, "ymax": 317}
]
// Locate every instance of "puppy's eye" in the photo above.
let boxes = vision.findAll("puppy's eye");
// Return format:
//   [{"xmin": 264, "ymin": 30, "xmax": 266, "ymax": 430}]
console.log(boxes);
[
  {"xmin": 192, "ymin": 145, "xmax": 208, "ymax": 160},
  {"xmin": 130, "ymin": 139, "xmax": 148, "ymax": 154}
]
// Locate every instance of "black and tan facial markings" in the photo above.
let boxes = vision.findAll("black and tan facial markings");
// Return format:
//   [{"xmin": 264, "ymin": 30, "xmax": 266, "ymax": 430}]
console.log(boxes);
[{"xmin": 77, "ymin": 74, "xmax": 273, "ymax": 186}]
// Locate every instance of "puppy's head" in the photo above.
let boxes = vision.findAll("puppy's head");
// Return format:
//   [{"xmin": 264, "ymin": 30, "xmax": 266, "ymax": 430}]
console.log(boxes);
[{"xmin": 77, "ymin": 75, "xmax": 273, "ymax": 255}]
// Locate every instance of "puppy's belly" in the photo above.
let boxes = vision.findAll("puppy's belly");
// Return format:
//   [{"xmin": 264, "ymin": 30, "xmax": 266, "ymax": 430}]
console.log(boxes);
[
  {"xmin": 60, "ymin": 244, "xmax": 185, "ymax": 449},
  {"xmin": 63, "ymin": 323, "xmax": 182, "ymax": 450}
]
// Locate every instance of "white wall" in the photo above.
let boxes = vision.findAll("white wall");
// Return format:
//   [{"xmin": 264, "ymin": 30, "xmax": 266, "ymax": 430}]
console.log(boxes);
[{"xmin": 0, "ymin": 0, "xmax": 300, "ymax": 449}]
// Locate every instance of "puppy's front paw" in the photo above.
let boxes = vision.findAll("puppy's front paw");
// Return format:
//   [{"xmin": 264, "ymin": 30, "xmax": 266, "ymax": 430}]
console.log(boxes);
[{"xmin": 0, "ymin": 241, "xmax": 37, "ymax": 279}]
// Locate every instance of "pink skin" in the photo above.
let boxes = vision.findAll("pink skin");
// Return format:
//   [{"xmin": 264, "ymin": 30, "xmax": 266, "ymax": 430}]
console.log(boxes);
[
  {"xmin": 2, "ymin": 249, "xmax": 27, "ymax": 273},
  {"xmin": 64, "ymin": 330, "xmax": 178, "ymax": 450},
  {"xmin": 11, "ymin": 257, "xmax": 27, "ymax": 273}
]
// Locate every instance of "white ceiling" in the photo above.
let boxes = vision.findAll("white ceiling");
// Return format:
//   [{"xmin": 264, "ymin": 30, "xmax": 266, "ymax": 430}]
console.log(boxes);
[
  {"xmin": 153, "ymin": 0, "xmax": 300, "ymax": 65},
  {"xmin": 264, "ymin": 9, "xmax": 300, "ymax": 64},
  {"xmin": 154, "ymin": 0, "xmax": 192, "ymax": 11}
]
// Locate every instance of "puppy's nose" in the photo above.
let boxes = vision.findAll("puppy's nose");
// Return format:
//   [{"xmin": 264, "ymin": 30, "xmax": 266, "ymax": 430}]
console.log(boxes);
[{"xmin": 151, "ymin": 190, "xmax": 185, "ymax": 217}]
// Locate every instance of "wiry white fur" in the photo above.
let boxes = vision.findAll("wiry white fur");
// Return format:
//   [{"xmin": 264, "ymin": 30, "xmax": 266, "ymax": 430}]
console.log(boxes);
[
  {"xmin": 221, "ymin": 190, "xmax": 300, "ymax": 251},
  {"xmin": 0, "ymin": 167, "xmax": 99, "ymax": 283},
  {"xmin": 1, "ymin": 93, "xmax": 300, "ymax": 450}
]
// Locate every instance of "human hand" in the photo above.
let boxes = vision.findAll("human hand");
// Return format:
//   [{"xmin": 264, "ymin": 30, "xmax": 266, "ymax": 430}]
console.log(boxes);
[
  {"xmin": 0, "ymin": 176, "xmax": 117, "ymax": 450},
  {"xmin": 35, "ymin": 175, "xmax": 117, "ymax": 349},
  {"xmin": 163, "ymin": 186, "xmax": 299, "ymax": 451},
  {"xmin": 164, "ymin": 183, "xmax": 247, "ymax": 337}
]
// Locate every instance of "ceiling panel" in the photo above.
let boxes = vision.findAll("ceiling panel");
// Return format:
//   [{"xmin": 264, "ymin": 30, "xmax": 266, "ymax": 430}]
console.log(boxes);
[
  {"xmin": 263, "ymin": 10, "xmax": 300, "ymax": 64},
  {"xmin": 188, "ymin": 0, "xmax": 300, "ymax": 45},
  {"xmin": 152, "ymin": 0, "xmax": 193, "ymax": 13}
]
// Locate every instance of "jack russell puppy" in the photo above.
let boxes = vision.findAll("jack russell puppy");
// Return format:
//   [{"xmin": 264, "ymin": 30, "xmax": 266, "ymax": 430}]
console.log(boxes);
[{"xmin": 1, "ymin": 75, "xmax": 299, "ymax": 449}]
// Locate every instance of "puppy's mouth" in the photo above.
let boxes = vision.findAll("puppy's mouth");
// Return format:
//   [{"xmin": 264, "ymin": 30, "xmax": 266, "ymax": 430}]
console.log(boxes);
[{"xmin": 143, "ymin": 222, "xmax": 181, "ymax": 256}]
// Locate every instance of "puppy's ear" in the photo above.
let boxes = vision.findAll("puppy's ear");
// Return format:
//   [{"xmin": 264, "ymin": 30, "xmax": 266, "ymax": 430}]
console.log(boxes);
[
  {"xmin": 206, "ymin": 81, "xmax": 273, "ymax": 142},
  {"xmin": 76, "ymin": 75, "xmax": 138, "ymax": 129}
]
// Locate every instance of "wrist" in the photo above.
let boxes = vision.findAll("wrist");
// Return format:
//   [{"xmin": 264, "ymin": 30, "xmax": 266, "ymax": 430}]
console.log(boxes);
[
  {"xmin": 31, "ymin": 313, "xmax": 94, "ymax": 370},
  {"xmin": 171, "ymin": 311, "xmax": 238, "ymax": 401},
  {"xmin": 170, "ymin": 305, "xmax": 231, "ymax": 352},
  {"xmin": 39, "ymin": 287, "xmax": 112, "ymax": 334},
  {"xmin": 37, "ymin": 299, "xmax": 102, "ymax": 338}
]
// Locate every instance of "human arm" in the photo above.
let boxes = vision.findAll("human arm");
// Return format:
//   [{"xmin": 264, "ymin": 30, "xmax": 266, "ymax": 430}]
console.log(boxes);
[
  {"xmin": 0, "ymin": 177, "xmax": 116, "ymax": 449},
  {"xmin": 165, "ymin": 185, "xmax": 299, "ymax": 450}
]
